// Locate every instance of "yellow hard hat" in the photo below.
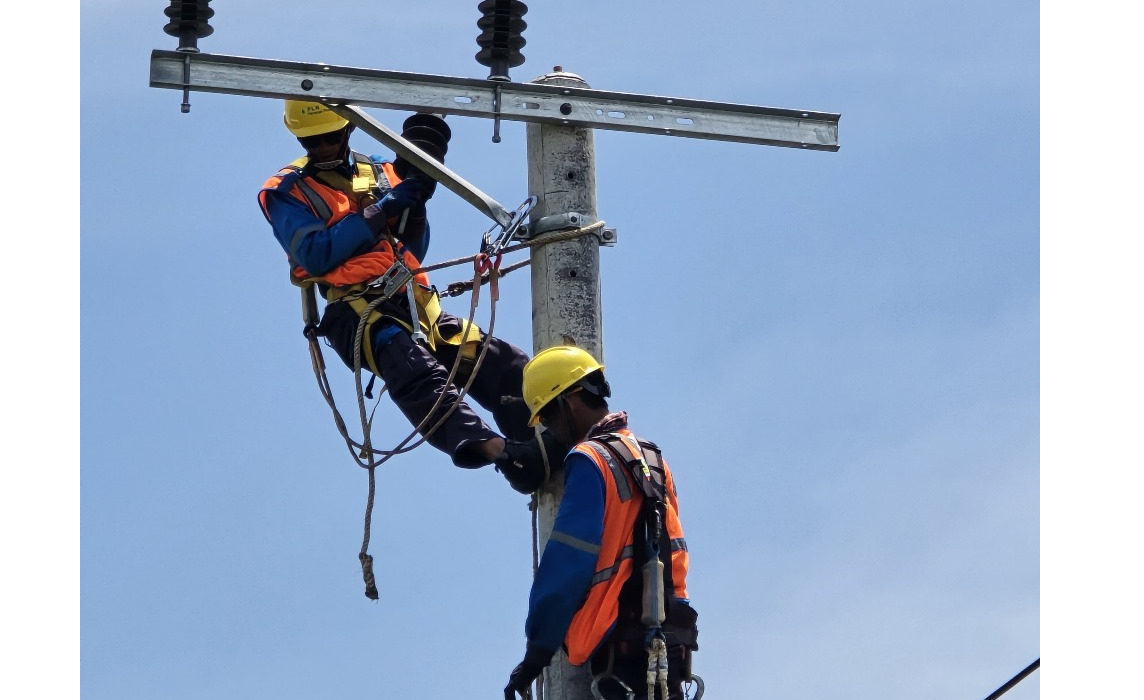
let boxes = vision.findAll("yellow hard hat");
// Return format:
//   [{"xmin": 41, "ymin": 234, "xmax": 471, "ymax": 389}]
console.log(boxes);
[
  {"xmin": 283, "ymin": 100, "xmax": 349, "ymax": 138},
  {"xmin": 522, "ymin": 345, "xmax": 605, "ymax": 426}
]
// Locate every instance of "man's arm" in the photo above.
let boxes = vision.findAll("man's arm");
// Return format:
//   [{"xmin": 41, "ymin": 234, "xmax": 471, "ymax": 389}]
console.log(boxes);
[
  {"xmin": 258, "ymin": 180, "xmax": 377, "ymax": 276},
  {"xmin": 523, "ymin": 451, "xmax": 605, "ymax": 655}
]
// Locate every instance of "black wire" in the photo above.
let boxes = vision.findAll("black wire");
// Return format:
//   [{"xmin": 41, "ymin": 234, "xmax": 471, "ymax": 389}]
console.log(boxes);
[{"xmin": 983, "ymin": 658, "xmax": 1039, "ymax": 700}]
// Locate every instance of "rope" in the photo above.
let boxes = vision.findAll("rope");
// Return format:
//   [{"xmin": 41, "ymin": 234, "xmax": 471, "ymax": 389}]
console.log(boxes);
[
  {"xmin": 422, "ymin": 220, "xmax": 607, "ymax": 298},
  {"xmin": 527, "ymin": 420, "xmax": 556, "ymax": 700},
  {"xmin": 646, "ymin": 636, "xmax": 669, "ymax": 700},
  {"xmin": 303, "ymin": 217, "xmax": 604, "ymax": 600},
  {"xmin": 348, "ymin": 264, "xmax": 498, "ymax": 599},
  {"xmin": 982, "ymin": 658, "xmax": 1039, "ymax": 700},
  {"xmin": 336, "ymin": 218, "xmax": 605, "ymax": 462},
  {"xmin": 305, "ymin": 262, "xmax": 496, "ymax": 599}
]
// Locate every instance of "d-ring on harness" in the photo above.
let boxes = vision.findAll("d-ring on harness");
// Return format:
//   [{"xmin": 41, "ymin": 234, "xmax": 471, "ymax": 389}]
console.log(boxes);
[{"xmin": 590, "ymin": 645, "xmax": 636, "ymax": 700}]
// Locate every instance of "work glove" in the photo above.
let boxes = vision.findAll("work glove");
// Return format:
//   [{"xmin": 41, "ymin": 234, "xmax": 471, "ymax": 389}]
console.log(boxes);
[
  {"xmin": 378, "ymin": 176, "xmax": 431, "ymax": 217},
  {"xmin": 503, "ymin": 645, "xmax": 553, "ymax": 700},
  {"xmin": 494, "ymin": 430, "xmax": 567, "ymax": 494},
  {"xmin": 363, "ymin": 177, "xmax": 430, "ymax": 237}
]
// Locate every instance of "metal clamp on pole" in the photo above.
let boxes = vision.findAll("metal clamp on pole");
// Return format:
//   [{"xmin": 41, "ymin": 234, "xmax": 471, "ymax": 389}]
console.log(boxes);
[{"xmin": 517, "ymin": 212, "xmax": 617, "ymax": 247}]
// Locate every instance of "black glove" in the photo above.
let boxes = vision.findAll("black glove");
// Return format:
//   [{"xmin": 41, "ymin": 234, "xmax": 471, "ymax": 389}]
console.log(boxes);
[
  {"xmin": 377, "ymin": 177, "xmax": 430, "ymax": 218},
  {"xmin": 494, "ymin": 430, "xmax": 567, "ymax": 494},
  {"xmin": 504, "ymin": 645, "xmax": 553, "ymax": 700},
  {"xmin": 363, "ymin": 177, "xmax": 429, "ymax": 237}
]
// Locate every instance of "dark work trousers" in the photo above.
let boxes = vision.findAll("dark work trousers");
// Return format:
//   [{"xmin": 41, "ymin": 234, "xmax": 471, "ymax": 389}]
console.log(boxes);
[
  {"xmin": 317, "ymin": 298, "xmax": 534, "ymax": 467},
  {"xmin": 589, "ymin": 641, "xmax": 688, "ymax": 700}
]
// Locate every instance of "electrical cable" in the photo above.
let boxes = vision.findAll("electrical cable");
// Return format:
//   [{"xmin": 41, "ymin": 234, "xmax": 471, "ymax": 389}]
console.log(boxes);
[{"xmin": 982, "ymin": 658, "xmax": 1040, "ymax": 700}]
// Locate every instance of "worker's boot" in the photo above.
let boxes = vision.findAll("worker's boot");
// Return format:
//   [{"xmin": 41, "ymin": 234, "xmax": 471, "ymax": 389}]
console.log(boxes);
[{"xmin": 494, "ymin": 430, "xmax": 567, "ymax": 494}]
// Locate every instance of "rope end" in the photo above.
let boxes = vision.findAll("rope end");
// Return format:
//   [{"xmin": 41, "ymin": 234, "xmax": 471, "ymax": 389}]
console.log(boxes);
[{"xmin": 359, "ymin": 552, "xmax": 379, "ymax": 601}]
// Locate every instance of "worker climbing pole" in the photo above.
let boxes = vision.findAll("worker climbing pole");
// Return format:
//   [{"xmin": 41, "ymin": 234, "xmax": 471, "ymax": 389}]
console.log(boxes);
[{"xmin": 150, "ymin": 2, "xmax": 839, "ymax": 700}]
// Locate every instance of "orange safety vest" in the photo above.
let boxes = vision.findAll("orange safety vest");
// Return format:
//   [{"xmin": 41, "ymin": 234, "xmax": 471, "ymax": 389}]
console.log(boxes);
[
  {"xmin": 258, "ymin": 153, "xmax": 430, "ymax": 289},
  {"xmin": 563, "ymin": 428, "xmax": 690, "ymax": 666}
]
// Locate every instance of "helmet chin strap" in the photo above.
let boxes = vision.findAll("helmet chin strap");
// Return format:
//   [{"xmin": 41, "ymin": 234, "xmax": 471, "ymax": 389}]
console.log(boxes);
[
  {"xmin": 556, "ymin": 394, "xmax": 579, "ymax": 442},
  {"xmin": 310, "ymin": 136, "xmax": 352, "ymax": 171}
]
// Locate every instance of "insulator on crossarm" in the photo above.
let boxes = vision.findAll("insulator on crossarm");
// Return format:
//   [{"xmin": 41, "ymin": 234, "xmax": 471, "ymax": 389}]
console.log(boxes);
[
  {"xmin": 163, "ymin": 0, "xmax": 214, "ymax": 53},
  {"xmin": 474, "ymin": 0, "xmax": 527, "ymax": 81},
  {"xmin": 393, "ymin": 113, "xmax": 452, "ymax": 196}
]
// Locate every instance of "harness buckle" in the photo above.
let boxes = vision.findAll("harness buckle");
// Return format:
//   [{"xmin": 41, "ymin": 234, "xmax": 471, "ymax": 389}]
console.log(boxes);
[{"xmin": 365, "ymin": 260, "xmax": 414, "ymax": 299}]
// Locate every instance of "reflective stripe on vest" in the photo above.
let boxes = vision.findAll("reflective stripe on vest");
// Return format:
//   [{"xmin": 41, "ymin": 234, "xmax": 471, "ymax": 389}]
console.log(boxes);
[
  {"xmin": 589, "ymin": 544, "xmax": 634, "ymax": 586},
  {"xmin": 561, "ymin": 428, "xmax": 689, "ymax": 666}
]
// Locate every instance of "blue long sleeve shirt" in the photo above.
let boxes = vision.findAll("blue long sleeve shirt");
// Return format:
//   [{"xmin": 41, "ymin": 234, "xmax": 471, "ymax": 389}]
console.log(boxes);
[{"xmin": 524, "ymin": 450, "xmax": 606, "ymax": 654}]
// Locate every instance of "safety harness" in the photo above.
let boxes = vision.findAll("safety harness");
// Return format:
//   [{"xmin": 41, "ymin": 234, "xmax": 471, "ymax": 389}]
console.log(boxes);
[
  {"xmin": 585, "ymin": 434, "xmax": 702, "ymax": 700},
  {"xmin": 288, "ymin": 152, "xmax": 480, "ymax": 377}
]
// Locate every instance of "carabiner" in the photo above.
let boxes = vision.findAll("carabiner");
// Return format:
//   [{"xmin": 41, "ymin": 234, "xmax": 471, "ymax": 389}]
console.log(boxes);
[
  {"xmin": 684, "ymin": 674, "xmax": 705, "ymax": 700},
  {"xmin": 481, "ymin": 195, "xmax": 538, "ymax": 257},
  {"xmin": 590, "ymin": 673, "xmax": 635, "ymax": 700}
]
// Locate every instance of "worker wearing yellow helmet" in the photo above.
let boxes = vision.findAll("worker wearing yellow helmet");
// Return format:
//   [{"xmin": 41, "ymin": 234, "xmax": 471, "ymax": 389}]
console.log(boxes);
[
  {"xmin": 282, "ymin": 100, "xmax": 352, "ymax": 139},
  {"xmin": 258, "ymin": 100, "xmax": 557, "ymax": 480},
  {"xmin": 503, "ymin": 346, "xmax": 700, "ymax": 700}
]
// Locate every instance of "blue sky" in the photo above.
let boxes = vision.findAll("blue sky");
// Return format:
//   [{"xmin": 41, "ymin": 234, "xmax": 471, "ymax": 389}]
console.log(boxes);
[{"xmin": 17, "ymin": 0, "xmax": 1140, "ymax": 698}]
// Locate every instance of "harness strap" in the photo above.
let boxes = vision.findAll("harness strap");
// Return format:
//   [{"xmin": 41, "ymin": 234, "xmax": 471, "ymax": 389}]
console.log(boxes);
[
  {"xmin": 292, "ymin": 176, "xmax": 334, "ymax": 221},
  {"xmin": 584, "ymin": 439, "xmax": 634, "ymax": 502},
  {"xmin": 342, "ymin": 295, "xmax": 389, "ymax": 376},
  {"xmin": 283, "ymin": 152, "xmax": 385, "ymax": 216},
  {"xmin": 592, "ymin": 434, "xmax": 678, "ymax": 632}
]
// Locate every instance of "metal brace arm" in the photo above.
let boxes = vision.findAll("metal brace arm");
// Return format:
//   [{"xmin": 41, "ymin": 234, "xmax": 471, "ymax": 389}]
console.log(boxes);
[{"xmin": 328, "ymin": 104, "xmax": 515, "ymax": 230}]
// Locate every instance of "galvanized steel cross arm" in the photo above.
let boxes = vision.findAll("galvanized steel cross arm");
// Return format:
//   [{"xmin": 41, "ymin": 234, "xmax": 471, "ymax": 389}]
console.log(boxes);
[{"xmin": 149, "ymin": 50, "xmax": 840, "ymax": 150}]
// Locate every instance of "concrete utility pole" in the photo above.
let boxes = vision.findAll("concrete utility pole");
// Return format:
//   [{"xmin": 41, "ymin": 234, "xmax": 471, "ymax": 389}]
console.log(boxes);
[
  {"xmin": 525, "ymin": 68, "xmax": 601, "ymax": 700},
  {"xmin": 526, "ymin": 69, "xmax": 601, "ymax": 359},
  {"xmin": 150, "ymin": 5, "xmax": 838, "ymax": 699}
]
